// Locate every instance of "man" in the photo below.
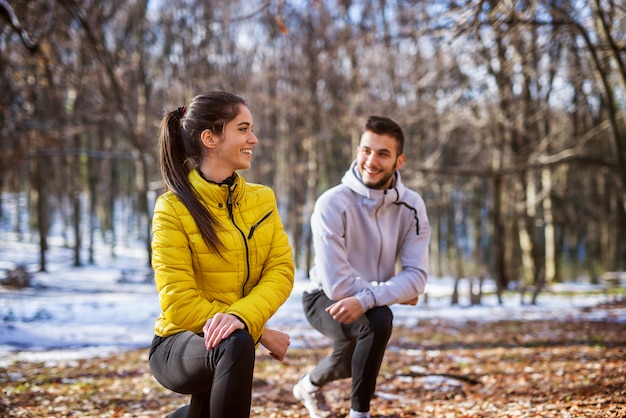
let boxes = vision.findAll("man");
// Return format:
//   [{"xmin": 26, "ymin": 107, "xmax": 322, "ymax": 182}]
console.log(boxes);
[{"xmin": 293, "ymin": 116, "xmax": 431, "ymax": 418}]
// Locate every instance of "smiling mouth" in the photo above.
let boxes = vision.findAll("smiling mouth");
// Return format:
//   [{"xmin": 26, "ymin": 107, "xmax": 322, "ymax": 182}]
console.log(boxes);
[{"xmin": 242, "ymin": 149, "xmax": 252, "ymax": 156}]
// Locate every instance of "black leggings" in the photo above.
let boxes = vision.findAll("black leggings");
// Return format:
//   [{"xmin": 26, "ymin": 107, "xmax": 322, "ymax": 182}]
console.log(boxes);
[
  {"xmin": 149, "ymin": 329, "xmax": 255, "ymax": 418},
  {"xmin": 303, "ymin": 289, "xmax": 393, "ymax": 413}
]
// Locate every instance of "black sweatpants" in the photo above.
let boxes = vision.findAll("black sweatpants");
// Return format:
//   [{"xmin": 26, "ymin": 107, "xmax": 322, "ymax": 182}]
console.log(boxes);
[
  {"xmin": 303, "ymin": 289, "xmax": 393, "ymax": 413},
  {"xmin": 148, "ymin": 329, "xmax": 255, "ymax": 418}
]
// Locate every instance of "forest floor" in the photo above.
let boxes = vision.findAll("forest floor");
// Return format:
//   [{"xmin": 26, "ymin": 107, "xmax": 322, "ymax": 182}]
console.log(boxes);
[{"xmin": 1, "ymin": 297, "xmax": 625, "ymax": 418}]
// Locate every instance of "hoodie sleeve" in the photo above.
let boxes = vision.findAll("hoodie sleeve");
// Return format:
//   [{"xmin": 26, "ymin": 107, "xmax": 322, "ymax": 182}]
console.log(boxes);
[{"xmin": 310, "ymin": 191, "xmax": 374, "ymax": 300}]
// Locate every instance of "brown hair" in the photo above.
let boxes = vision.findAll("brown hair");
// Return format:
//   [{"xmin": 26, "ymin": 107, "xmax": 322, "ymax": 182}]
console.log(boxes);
[
  {"xmin": 158, "ymin": 91, "xmax": 246, "ymax": 253},
  {"xmin": 365, "ymin": 115, "xmax": 405, "ymax": 155}
]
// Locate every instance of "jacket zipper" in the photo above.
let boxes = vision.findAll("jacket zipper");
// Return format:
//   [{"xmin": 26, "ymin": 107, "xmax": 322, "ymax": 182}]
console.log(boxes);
[
  {"xmin": 227, "ymin": 184, "xmax": 251, "ymax": 298},
  {"xmin": 248, "ymin": 211, "xmax": 273, "ymax": 239},
  {"xmin": 375, "ymin": 192, "xmax": 385, "ymax": 279}
]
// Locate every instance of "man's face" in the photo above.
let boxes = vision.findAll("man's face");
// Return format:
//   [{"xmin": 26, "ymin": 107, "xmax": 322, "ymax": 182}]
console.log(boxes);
[{"xmin": 356, "ymin": 131, "xmax": 405, "ymax": 190}]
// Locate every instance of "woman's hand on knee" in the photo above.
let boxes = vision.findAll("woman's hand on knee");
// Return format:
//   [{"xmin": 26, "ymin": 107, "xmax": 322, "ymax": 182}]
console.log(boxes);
[{"xmin": 203, "ymin": 313, "xmax": 245, "ymax": 350}]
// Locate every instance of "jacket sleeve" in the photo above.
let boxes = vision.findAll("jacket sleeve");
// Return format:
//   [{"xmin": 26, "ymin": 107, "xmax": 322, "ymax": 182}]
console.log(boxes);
[
  {"xmin": 151, "ymin": 194, "xmax": 229, "ymax": 334},
  {"xmin": 226, "ymin": 191, "xmax": 295, "ymax": 342}
]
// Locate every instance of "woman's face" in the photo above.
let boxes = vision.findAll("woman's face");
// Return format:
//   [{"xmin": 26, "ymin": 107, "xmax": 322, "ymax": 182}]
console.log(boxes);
[{"xmin": 202, "ymin": 104, "xmax": 258, "ymax": 180}]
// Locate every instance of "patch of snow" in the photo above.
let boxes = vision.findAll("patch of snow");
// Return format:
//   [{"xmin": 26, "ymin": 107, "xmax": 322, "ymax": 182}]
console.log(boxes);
[{"xmin": 1, "ymin": 238, "xmax": 624, "ymax": 367}]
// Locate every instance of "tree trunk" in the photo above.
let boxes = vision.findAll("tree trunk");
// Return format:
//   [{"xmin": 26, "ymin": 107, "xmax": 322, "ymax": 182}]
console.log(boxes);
[
  {"xmin": 542, "ymin": 168, "xmax": 556, "ymax": 285},
  {"xmin": 517, "ymin": 173, "xmax": 536, "ymax": 304},
  {"xmin": 34, "ymin": 151, "xmax": 48, "ymax": 272},
  {"xmin": 492, "ymin": 175, "xmax": 506, "ymax": 304},
  {"xmin": 71, "ymin": 134, "xmax": 82, "ymax": 267}
]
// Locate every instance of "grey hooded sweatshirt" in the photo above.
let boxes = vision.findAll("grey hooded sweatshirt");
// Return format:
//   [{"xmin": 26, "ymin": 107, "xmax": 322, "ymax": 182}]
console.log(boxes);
[{"xmin": 307, "ymin": 161, "xmax": 431, "ymax": 310}]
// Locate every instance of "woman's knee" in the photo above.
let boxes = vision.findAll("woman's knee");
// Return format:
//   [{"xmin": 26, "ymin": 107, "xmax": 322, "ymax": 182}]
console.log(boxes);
[{"xmin": 220, "ymin": 329, "xmax": 255, "ymax": 361}]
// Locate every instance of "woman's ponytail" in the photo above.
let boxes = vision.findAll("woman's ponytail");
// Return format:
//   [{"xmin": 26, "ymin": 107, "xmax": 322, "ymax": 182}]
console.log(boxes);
[{"xmin": 159, "ymin": 109, "xmax": 190, "ymax": 195}]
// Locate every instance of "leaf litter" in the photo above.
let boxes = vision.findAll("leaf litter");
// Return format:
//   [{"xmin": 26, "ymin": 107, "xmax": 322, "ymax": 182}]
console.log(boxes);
[{"xmin": 1, "ymin": 298, "xmax": 624, "ymax": 417}]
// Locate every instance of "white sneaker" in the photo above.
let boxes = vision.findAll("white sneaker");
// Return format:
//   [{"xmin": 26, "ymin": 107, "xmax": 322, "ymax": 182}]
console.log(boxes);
[
  {"xmin": 293, "ymin": 375, "xmax": 333, "ymax": 418},
  {"xmin": 349, "ymin": 409, "xmax": 371, "ymax": 418}
]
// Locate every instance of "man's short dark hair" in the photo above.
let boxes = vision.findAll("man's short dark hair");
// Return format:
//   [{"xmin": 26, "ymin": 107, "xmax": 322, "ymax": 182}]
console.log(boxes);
[{"xmin": 365, "ymin": 116, "xmax": 405, "ymax": 155}]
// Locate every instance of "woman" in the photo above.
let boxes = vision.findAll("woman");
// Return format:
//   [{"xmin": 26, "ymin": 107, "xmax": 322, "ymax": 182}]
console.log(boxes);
[{"xmin": 148, "ymin": 91, "xmax": 295, "ymax": 418}]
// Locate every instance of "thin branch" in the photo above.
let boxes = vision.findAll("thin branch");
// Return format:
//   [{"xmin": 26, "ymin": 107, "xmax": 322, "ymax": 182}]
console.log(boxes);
[{"xmin": 0, "ymin": 0, "xmax": 37, "ymax": 51}]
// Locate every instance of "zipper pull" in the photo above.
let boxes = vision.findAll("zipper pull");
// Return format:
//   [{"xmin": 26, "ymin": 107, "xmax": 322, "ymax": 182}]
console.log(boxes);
[
  {"xmin": 247, "ymin": 211, "xmax": 273, "ymax": 239},
  {"xmin": 227, "ymin": 187, "xmax": 234, "ymax": 218}
]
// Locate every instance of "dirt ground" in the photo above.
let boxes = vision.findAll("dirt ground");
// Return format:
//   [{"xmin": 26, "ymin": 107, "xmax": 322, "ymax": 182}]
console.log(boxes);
[{"xmin": 1, "ymin": 298, "xmax": 625, "ymax": 417}]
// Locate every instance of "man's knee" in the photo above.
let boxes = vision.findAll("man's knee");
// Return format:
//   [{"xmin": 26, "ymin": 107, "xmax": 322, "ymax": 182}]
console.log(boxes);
[{"xmin": 368, "ymin": 307, "xmax": 393, "ymax": 339}]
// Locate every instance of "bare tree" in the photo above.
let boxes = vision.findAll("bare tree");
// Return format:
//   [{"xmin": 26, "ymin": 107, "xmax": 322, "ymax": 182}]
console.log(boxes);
[{"xmin": 0, "ymin": 0, "xmax": 623, "ymax": 294}]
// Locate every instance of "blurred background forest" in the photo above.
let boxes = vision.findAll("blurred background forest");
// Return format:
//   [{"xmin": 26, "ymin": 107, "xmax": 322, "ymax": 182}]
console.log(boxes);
[{"xmin": 1, "ymin": 0, "xmax": 624, "ymax": 302}]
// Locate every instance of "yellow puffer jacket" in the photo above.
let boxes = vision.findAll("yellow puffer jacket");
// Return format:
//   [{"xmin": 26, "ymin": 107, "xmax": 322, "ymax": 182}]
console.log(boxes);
[{"xmin": 151, "ymin": 170, "xmax": 294, "ymax": 345}]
